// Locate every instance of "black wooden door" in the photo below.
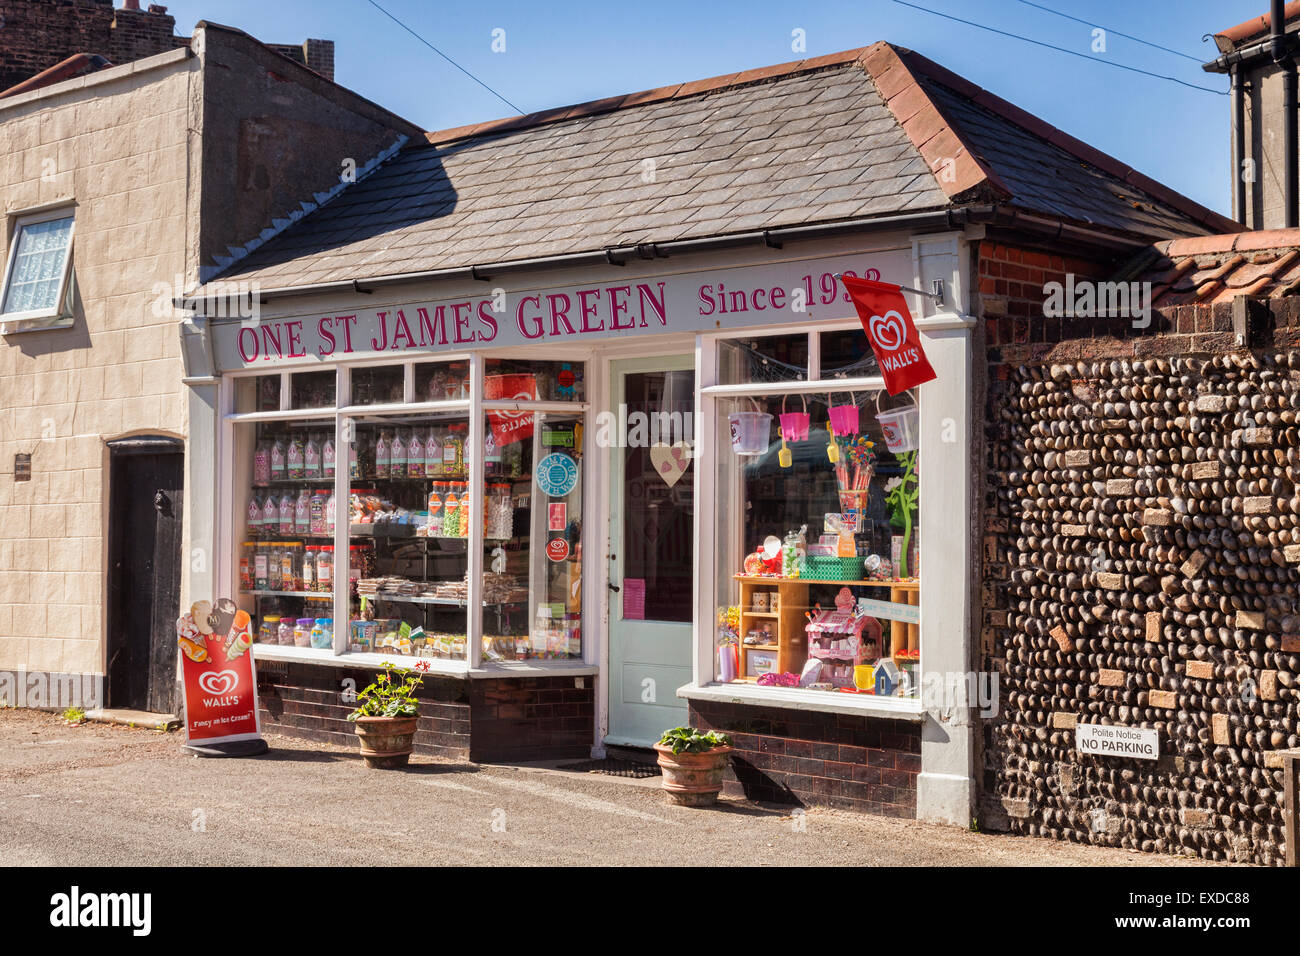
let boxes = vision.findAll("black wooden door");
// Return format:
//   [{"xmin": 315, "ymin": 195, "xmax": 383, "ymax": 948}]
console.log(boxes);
[{"xmin": 106, "ymin": 441, "xmax": 184, "ymax": 714}]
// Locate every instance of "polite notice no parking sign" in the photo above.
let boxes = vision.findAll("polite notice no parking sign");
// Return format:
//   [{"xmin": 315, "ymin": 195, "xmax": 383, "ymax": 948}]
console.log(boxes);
[{"xmin": 1076, "ymin": 723, "xmax": 1159, "ymax": 760}]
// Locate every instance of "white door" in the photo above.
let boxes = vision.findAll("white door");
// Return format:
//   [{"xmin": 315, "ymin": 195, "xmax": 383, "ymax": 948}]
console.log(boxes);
[{"xmin": 606, "ymin": 356, "xmax": 695, "ymax": 747}]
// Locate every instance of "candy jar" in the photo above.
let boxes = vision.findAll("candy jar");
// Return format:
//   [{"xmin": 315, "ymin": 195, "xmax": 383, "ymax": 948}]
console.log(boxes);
[
  {"xmin": 322, "ymin": 433, "xmax": 336, "ymax": 479},
  {"xmin": 270, "ymin": 436, "xmax": 286, "ymax": 481},
  {"xmin": 302, "ymin": 545, "xmax": 317, "ymax": 592},
  {"xmin": 390, "ymin": 428, "xmax": 407, "ymax": 476},
  {"xmin": 295, "ymin": 488, "xmax": 311, "ymax": 534},
  {"xmin": 375, "ymin": 429, "xmax": 391, "ymax": 478},
  {"xmin": 304, "ymin": 432, "xmax": 321, "ymax": 480},
  {"xmin": 278, "ymin": 492, "xmax": 295, "ymax": 534},
  {"xmin": 407, "ymin": 430, "xmax": 424, "ymax": 478},
  {"xmin": 253, "ymin": 440, "xmax": 271, "ymax": 484},
  {"xmin": 424, "ymin": 427, "xmax": 443, "ymax": 478},
  {"xmin": 287, "ymin": 433, "xmax": 305, "ymax": 480}
]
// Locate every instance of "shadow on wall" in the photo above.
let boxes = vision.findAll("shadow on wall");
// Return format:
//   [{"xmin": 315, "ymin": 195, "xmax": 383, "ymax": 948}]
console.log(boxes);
[{"xmin": 8, "ymin": 280, "xmax": 92, "ymax": 360}]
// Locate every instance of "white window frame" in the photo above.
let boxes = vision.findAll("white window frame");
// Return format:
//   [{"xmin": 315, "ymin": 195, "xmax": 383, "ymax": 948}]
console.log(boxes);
[
  {"xmin": 693, "ymin": 323, "xmax": 927, "ymax": 717},
  {"xmin": 223, "ymin": 351, "xmax": 596, "ymax": 677},
  {"xmin": 1, "ymin": 206, "xmax": 77, "ymax": 332}
]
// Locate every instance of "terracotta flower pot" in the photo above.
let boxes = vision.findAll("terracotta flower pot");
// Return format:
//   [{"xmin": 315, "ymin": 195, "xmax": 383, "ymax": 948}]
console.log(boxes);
[
  {"xmin": 353, "ymin": 715, "xmax": 418, "ymax": 769},
  {"xmin": 654, "ymin": 743, "xmax": 732, "ymax": 806}
]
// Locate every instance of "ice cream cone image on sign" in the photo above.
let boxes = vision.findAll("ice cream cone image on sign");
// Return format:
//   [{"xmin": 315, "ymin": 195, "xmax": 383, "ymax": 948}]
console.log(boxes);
[
  {"xmin": 176, "ymin": 613, "xmax": 208, "ymax": 663},
  {"xmin": 224, "ymin": 610, "xmax": 253, "ymax": 659}
]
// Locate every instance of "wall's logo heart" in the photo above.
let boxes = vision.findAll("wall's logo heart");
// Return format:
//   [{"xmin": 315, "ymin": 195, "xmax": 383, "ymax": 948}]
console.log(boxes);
[
  {"xmin": 868, "ymin": 310, "xmax": 907, "ymax": 351},
  {"xmin": 649, "ymin": 442, "xmax": 691, "ymax": 487},
  {"xmin": 198, "ymin": 670, "xmax": 239, "ymax": 696}
]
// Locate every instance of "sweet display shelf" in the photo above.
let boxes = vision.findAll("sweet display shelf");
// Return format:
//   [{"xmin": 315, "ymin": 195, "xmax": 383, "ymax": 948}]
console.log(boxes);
[
  {"xmin": 734, "ymin": 574, "xmax": 920, "ymax": 589},
  {"xmin": 246, "ymin": 590, "xmax": 333, "ymax": 599},
  {"xmin": 368, "ymin": 591, "xmax": 523, "ymax": 607}
]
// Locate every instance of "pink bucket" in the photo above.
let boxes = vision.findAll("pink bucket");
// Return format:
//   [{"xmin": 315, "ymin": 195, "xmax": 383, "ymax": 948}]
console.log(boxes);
[
  {"xmin": 779, "ymin": 412, "xmax": 810, "ymax": 441},
  {"xmin": 828, "ymin": 403, "xmax": 860, "ymax": 435}
]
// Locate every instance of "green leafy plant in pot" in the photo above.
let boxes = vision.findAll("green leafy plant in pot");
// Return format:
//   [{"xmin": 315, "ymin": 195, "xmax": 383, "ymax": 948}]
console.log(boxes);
[
  {"xmin": 347, "ymin": 663, "xmax": 423, "ymax": 769},
  {"xmin": 654, "ymin": 727, "xmax": 732, "ymax": 806}
]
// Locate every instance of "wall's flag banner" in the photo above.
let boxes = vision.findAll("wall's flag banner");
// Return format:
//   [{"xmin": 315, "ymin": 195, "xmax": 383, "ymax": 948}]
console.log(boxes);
[{"xmin": 840, "ymin": 275, "xmax": 937, "ymax": 395}]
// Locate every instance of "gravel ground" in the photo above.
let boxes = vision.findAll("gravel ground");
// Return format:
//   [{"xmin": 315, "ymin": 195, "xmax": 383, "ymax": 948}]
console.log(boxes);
[{"xmin": 0, "ymin": 709, "xmax": 1214, "ymax": 867}]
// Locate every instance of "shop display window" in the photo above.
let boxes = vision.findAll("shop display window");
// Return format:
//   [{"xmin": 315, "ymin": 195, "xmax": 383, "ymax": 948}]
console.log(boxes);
[
  {"xmin": 485, "ymin": 357, "xmax": 585, "ymax": 402},
  {"xmin": 481, "ymin": 410, "xmax": 583, "ymax": 661},
  {"xmin": 820, "ymin": 329, "xmax": 881, "ymax": 380},
  {"xmin": 237, "ymin": 419, "xmax": 336, "ymax": 651},
  {"xmin": 230, "ymin": 356, "xmax": 589, "ymax": 666},
  {"xmin": 234, "ymin": 374, "xmax": 282, "ymax": 413},
  {"xmin": 717, "ymin": 333, "xmax": 809, "ymax": 385},
  {"xmin": 291, "ymin": 370, "xmax": 336, "ymax": 409},
  {"xmin": 713, "ymin": 388, "xmax": 921, "ymax": 698},
  {"xmin": 350, "ymin": 364, "xmax": 405, "ymax": 406},
  {"xmin": 347, "ymin": 410, "xmax": 471, "ymax": 661},
  {"xmin": 414, "ymin": 360, "xmax": 470, "ymax": 402}
]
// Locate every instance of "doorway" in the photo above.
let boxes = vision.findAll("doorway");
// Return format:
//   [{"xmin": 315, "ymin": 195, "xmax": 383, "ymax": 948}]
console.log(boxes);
[
  {"xmin": 606, "ymin": 356, "xmax": 695, "ymax": 747},
  {"xmin": 106, "ymin": 437, "xmax": 184, "ymax": 714}
]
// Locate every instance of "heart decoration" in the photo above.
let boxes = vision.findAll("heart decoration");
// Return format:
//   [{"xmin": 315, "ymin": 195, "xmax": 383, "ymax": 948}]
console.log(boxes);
[
  {"xmin": 197, "ymin": 669, "xmax": 240, "ymax": 696},
  {"xmin": 649, "ymin": 441, "xmax": 691, "ymax": 487}
]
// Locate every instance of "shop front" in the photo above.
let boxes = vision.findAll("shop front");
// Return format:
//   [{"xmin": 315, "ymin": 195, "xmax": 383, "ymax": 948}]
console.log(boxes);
[{"xmin": 181, "ymin": 228, "xmax": 976, "ymax": 821}]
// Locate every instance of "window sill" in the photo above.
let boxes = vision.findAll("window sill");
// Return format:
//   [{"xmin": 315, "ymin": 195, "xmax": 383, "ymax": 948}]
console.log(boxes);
[
  {"xmin": 1, "ymin": 314, "xmax": 73, "ymax": 335},
  {"xmin": 251, "ymin": 644, "xmax": 598, "ymax": 680},
  {"xmin": 676, "ymin": 681, "xmax": 926, "ymax": 721}
]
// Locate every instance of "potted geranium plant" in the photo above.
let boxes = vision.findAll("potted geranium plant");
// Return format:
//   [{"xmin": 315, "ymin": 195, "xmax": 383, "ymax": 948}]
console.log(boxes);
[
  {"xmin": 654, "ymin": 726, "xmax": 732, "ymax": 806},
  {"xmin": 346, "ymin": 662, "xmax": 423, "ymax": 769}
]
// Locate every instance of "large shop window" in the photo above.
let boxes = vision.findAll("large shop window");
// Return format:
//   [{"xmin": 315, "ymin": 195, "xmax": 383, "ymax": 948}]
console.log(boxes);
[
  {"xmin": 713, "ymin": 380, "xmax": 921, "ymax": 700},
  {"xmin": 232, "ymin": 356, "xmax": 586, "ymax": 666}
]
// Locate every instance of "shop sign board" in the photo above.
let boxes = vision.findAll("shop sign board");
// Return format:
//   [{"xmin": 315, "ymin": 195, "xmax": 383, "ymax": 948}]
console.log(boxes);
[
  {"xmin": 1076, "ymin": 723, "xmax": 1158, "ymax": 761},
  {"xmin": 536, "ymin": 452, "xmax": 579, "ymax": 496},
  {"xmin": 211, "ymin": 251, "xmax": 913, "ymax": 371},
  {"xmin": 176, "ymin": 599, "xmax": 262, "ymax": 745}
]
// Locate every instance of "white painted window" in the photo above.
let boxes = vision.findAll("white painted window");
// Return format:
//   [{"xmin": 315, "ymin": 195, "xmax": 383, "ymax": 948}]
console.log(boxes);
[{"xmin": 0, "ymin": 208, "xmax": 76, "ymax": 331}]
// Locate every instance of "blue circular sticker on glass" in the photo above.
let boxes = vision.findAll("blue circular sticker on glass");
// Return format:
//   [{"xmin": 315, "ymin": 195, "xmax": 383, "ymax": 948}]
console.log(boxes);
[{"xmin": 536, "ymin": 452, "xmax": 579, "ymax": 497}]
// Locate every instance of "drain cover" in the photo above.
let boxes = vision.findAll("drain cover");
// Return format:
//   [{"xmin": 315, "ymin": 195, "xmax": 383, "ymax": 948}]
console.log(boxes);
[{"xmin": 557, "ymin": 758, "xmax": 661, "ymax": 778}]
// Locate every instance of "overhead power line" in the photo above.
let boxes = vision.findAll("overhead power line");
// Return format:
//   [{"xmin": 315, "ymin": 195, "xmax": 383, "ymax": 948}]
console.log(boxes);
[
  {"xmin": 364, "ymin": 0, "xmax": 524, "ymax": 115},
  {"xmin": 891, "ymin": 0, "xmax": 1227, "ymax": 96},
  {"xmin": 1014, "ymin": 0, "xmax": 1204, "ymax": 63}
]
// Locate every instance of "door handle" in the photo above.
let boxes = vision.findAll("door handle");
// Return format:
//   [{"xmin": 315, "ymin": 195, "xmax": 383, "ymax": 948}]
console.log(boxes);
[{"xmin": 608, "ymin": 582, "xmax": 621, "ymax": 593}]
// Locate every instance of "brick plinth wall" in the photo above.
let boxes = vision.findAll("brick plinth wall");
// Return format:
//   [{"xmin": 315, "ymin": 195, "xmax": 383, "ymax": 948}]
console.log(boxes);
[
  {"xmin": 688, "ymin": 700, "xmax": 921, "ymax": 817},
  {"xmin": 254, "ymin": 661, "xmax": 593, "ymax": 762},
  {"xmin": 977, "ymin": 242, "xmax": 1300, "ymax": 865}
]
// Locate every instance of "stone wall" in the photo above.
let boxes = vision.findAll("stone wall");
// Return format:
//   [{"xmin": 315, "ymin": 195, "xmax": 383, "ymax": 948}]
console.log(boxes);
[{"xmin": 979, "ymin": 251, "xmax": 1300, "ymax": 865}]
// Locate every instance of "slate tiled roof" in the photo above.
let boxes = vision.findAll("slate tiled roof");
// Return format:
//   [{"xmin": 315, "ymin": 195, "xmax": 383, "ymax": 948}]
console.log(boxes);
[
  {"xmin": 213, "ymin": 43, "xmax": 1235, "ymax": 292},
  {"xmin": 1129, "ymin": 229, "xmax": 1300, "ymax": 306}
]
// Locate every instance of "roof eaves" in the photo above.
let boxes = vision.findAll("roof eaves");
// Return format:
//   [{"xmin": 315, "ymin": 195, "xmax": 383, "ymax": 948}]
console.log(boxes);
[
  {"xmin": 857, "ymin": 42, "xmax": 1012, "ymax": 205},
  {"xmin": 891, "ymin": 44, "xmax": 1240, "ymax": 234}
]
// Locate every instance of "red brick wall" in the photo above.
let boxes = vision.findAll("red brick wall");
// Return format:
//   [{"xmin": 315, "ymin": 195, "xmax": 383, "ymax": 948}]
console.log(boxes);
[
  {"xmin": 254, "ymin": 661, "xmax": 593, "ymax": 762},
  {"xmin": 108, "ymin": 6, "xmax": 188, "ymax": 65},
  {"xmin": 688, "ymin": 700, "xmax": 921, "ymax": 817},
  {"xmin": 978, "ymin": 241, "xmax": 1111, "ymax": 350},
  {"xmin": 0, "ymin": 0, "xmax": 115, "ymax": 92}
]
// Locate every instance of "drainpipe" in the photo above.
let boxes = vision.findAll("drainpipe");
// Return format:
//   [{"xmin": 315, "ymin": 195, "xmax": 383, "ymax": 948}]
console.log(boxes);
[
  {"xmin": 1232, "ymin": 65, "xmax": 1247, "ymax": 225},
  {"xmin": 1273, "ymin": 0, "xmax": 1298, "ymax": 227}
]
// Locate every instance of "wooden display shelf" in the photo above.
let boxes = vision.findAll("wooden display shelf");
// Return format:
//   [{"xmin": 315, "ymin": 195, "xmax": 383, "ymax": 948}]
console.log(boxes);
[
  {"xmin": 733, "ymin": 573, "xmax": 922, "ymax": 679},
  {"xmin": 735, "ymin": 574, "xmax": 919, "ymax": 590}
]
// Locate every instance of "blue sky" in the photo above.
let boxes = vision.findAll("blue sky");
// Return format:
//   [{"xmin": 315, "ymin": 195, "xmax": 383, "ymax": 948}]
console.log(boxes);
[{"xmin": 166, "ymin": 0, "xmax": 1271, "ymax": 215}]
